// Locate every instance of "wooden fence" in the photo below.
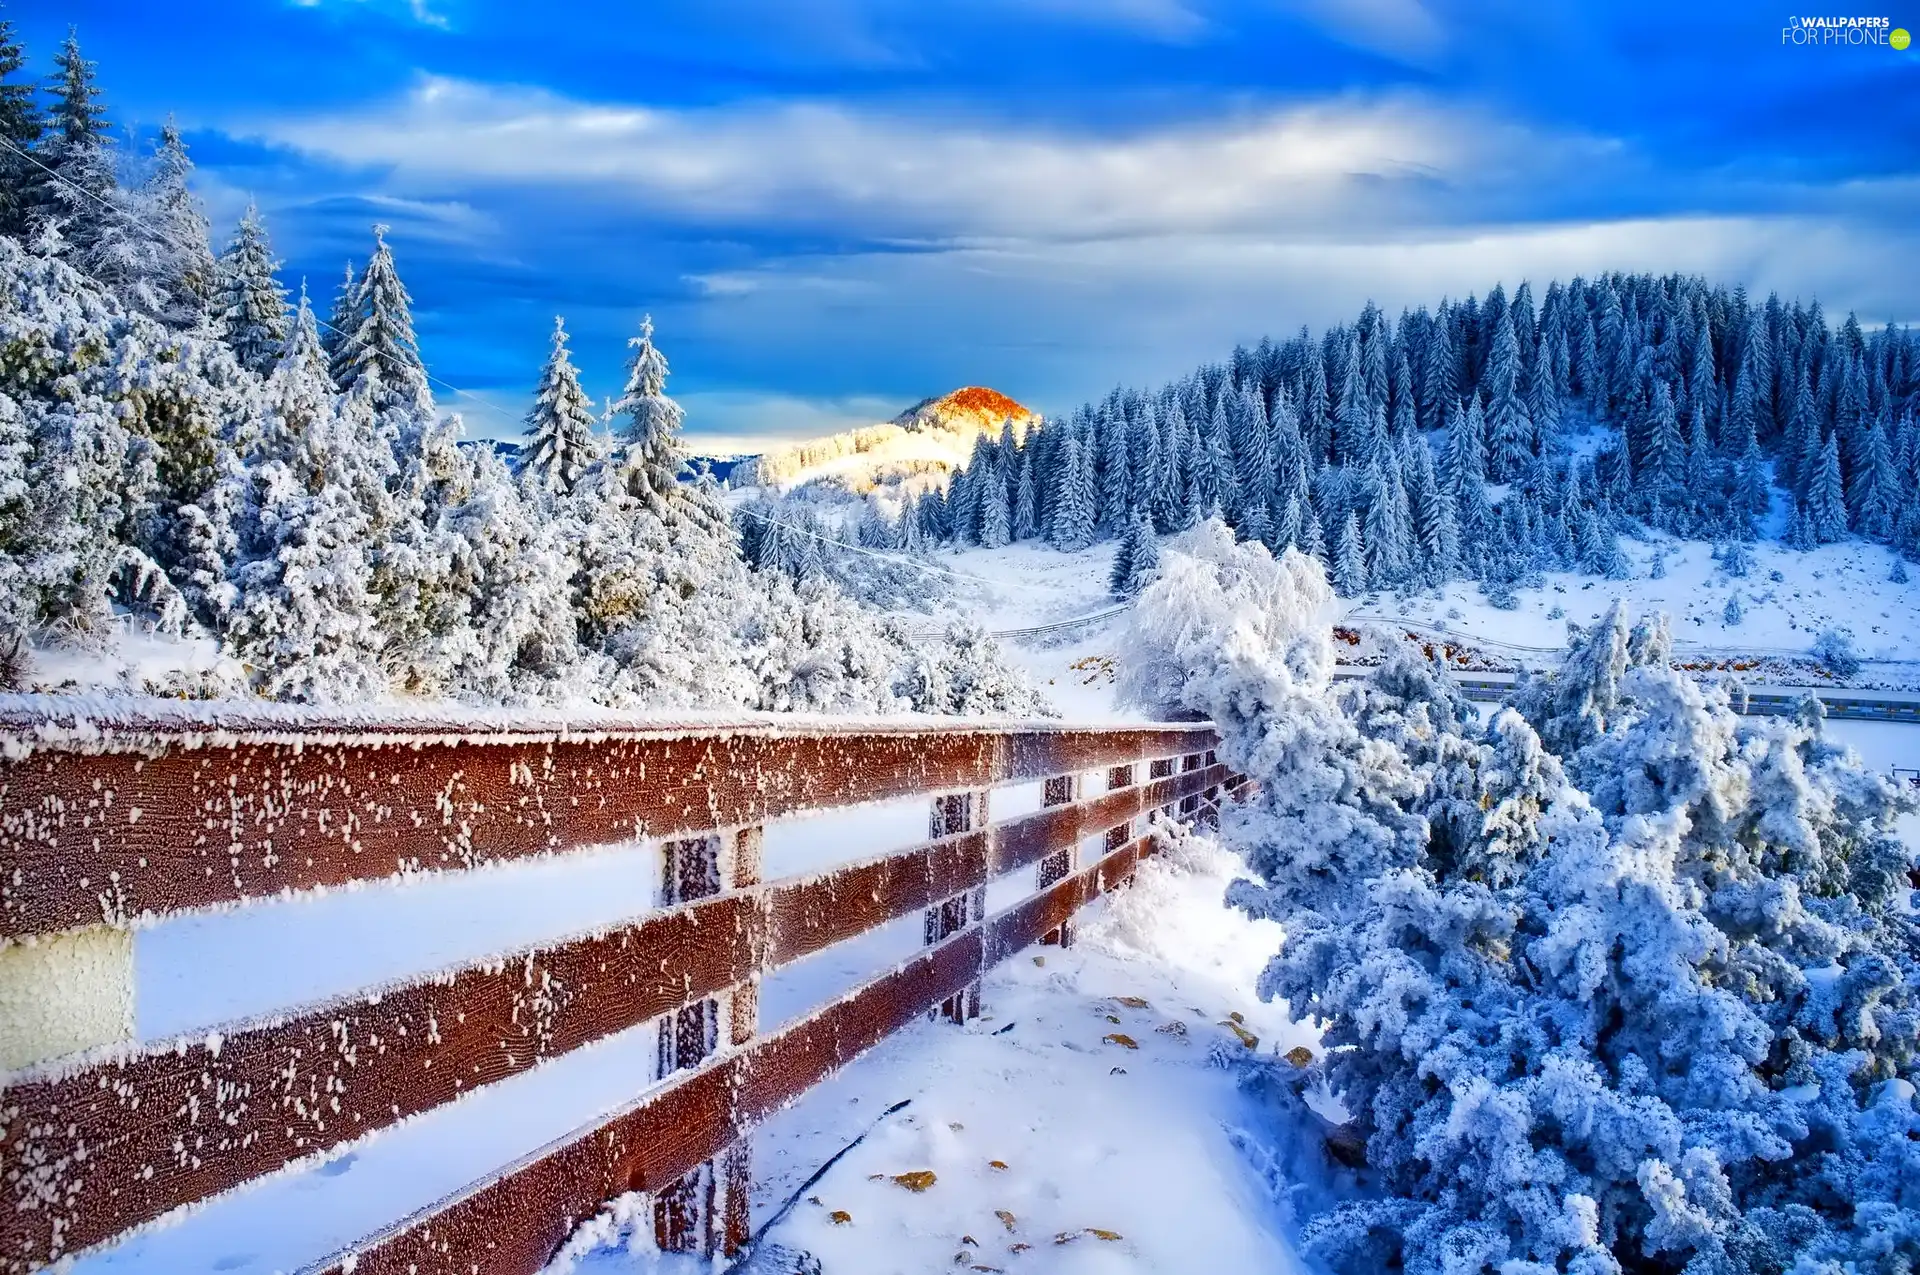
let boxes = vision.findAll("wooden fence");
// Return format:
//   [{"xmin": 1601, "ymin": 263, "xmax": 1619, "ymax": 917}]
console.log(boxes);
[{"xmin": 0, "ymin": 708, "xmax": 1238, "ymax": 1275}]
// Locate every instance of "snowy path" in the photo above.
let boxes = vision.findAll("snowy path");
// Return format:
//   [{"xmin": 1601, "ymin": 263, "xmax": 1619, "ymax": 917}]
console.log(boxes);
[{"xmin": 574, "ymin": 841, "xmax": 1314, "ymax": 1275}]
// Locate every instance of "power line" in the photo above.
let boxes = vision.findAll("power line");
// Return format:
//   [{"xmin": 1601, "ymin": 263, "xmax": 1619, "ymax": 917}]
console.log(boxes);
[{"xmin": 0, "ymin": 133, "xmax": 527, "ymax": 433}]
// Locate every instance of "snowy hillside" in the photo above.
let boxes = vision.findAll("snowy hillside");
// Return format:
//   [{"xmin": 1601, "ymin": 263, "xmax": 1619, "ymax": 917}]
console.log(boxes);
[{"xmin": 731, "ymin": 386, "xmax": 1037, "ymax": 496}]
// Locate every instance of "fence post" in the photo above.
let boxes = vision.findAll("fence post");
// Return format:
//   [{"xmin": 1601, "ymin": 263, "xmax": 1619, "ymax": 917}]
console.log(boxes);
[
  {"xmin": 1102, "ymin": 763, "xmax": 1138, "ymax": 888},
  {"xmin": 1178, "ymin": 750, "xmax": 1205, "ymax": 822},
  {"xmin": 652, "ymin": 825, "xmax": 761, "ymax": 1257},
  {"xmin": 1037, "ymin": 774, "xmax": 1079, "ymax": 946},
  {"xmin": 926, "ymin": 790, "xmax": 988, "ymax": 1022}
]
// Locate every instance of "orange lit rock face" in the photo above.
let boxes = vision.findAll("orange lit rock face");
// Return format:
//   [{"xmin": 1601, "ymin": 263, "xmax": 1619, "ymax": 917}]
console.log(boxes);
[{"xmin": 893, "ymin": 386, "xmax": 1036, "ymax": 433}]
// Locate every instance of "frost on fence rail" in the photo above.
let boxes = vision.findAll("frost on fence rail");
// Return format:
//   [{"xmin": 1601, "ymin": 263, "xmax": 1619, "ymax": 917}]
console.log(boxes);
[
  {"xmin": 0, "ymin": 709, "xmax": 1228, "ymax": 1275},
  {"xmin": 0, "ymin": 708, "xmax": 1212, "ymax": 940}
]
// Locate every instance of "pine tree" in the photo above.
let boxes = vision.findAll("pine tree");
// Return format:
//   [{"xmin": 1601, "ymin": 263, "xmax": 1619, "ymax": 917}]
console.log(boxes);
[
  {"xmin": 1420, "ymin": 313, "xmax": 1456, "ymax": 434},
  {"xmin": 1441, "ymin": 398, "xmax": 1486, "ymax": 497},
  {"xmin": 1333, "ymin": 512, "xmax": 1367, "ymax": 595},
  {"xmin": 333, "ymin": 225, "xmax": 433, "ymax": 419},
  {"xmin": 1153, "ymin": 398, "xmax": 1189, "ymax": 531},
  {"xmin": 1363, "ymin": 461, "xmax": 1411, "ymax": 587},
  {"xmin": 1483, "ymin": 308, "xmax": 1532, "ymax": 480},
  {"xmin": 1300, "ymin": 503, "xmax": 1327, "ymax": 561},
  {"xmin": 949, "ymin": 433, "xmax": 990, "ymax": 542},
  {"xmin": 1337, "ymin": 329, "xmax": 1373, "ymax": 468},
  {"xmin": 215, "ymin": 204, "xmax": 289, "ymax": 374},
  {"xmin": 1806, "ymin": 433, "xmax": 1849, "ymax": 543},
  {"xmin": 1011, "ymin": 446, "xmax": 1038, "ymax": 541},
  {"xmin": 1099, "ymin": 408, "xmax": 1131, "ymax": 530},
  {"xmin": 1389, "ymin": 348, "xmax": 1417, "ymax": 443},
  {"xmin": 1229, "ymin": 382, "xmax": 1271, "ymax": 515},
  {"xmin": 1526, "ymin": 333, "xmax": 1561, "ymax": 442},
  {"xmin": 0, "ymin": 11, "xmax": 42, "ymax": 239},
  {"xmin": 1722, "ymin": 593, "xmax": 1743, "ymax": 626},
  {"xmin": 1850, "ymin": 408, "xmax": 1898, "ymax": 538},
  {"xmin": 522, "ymin": 316, "xmax": 600, "ymax": 499},
  {"xmin": 137, "ymin": 119, "xmax": 216, "ymax": 329},
  {"xmin": 324, "ymin": 260, "xmax": 356, "ymax": 373},
  {"xmin": 1130, "ymin": 402, "xmax": 1162, "ymax": 518},
  {"xmin": 1643, "ymin": 381, "xmax": 1683, "ymax": 488},
  {"xmin": 35, "ymin": 30, "xmax": 113, "ymax": 250},
  {"xmin": 978, "ymin": 454, "xmax": 1011, "ymax": 548},
  {"xmin": 1109, "ymin": 513, "xmax": 1160, "ymax": 597},
  {"xmin": 1049, "ymin": 435, "xmax": 1096, "ymax": 551},
  {"xmin": 609, "ymin": 313, "xmax": 686, "ymax": 516}
]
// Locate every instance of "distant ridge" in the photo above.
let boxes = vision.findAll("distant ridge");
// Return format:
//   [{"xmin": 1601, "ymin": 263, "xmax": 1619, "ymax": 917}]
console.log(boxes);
[
  {"xmin": 732, "ymin": 386, "xmax": 1035, "ymax": 492},
  {"xmin": 893, "ymin": 386, "xmax": 1035, "ymax": 433}
]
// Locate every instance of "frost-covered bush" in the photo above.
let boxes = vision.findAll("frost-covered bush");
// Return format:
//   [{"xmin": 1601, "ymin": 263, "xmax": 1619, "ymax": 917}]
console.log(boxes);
[
  {"xmin": 1813, "ymin": 627, "xmax": 1862, "ymax": 679},
  {"xmin": 1122, "ymin": 536, "xmax": 1920, "ymax": 1275}
]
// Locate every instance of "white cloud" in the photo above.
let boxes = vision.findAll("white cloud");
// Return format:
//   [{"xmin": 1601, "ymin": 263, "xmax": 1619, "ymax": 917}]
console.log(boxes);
[
  {"xmin": 673, "ymin": 391, "xmax": 907, "ymax": 448},
  {"xmin": 1276, "ymin": 0, "xmax": 1447, "ymax": 64},
  {"xmin": 1011, "ymin": 0, "xmax": 1209, "ymax": 42},
  {"xmin": 250, "ymin": 75, "xmax": 1593, "ymax": 242},
  {"xmin": 680, "ymin": 213, "xmax": 1920, "ymax": 412}
]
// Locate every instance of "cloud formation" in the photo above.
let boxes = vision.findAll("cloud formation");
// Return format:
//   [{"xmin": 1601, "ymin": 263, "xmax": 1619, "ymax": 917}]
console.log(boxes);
[{"xmin": 252, "ymin": 75, "xmax": 1600, "ymax": 242}]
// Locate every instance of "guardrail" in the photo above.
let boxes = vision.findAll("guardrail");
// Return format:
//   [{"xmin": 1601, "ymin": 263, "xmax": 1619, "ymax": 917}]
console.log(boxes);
[
  {"xmin": 1333, "ymin": 665, "xmax": 1920, "ymax": 723},
  {"xmin": 0, "ymin": 705, "xmax": 1236, "ymax": 1275}
]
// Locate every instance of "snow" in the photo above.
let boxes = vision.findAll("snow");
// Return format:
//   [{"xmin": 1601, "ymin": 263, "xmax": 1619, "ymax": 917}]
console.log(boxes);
[
  {"xmin": 1352, "ymin": 530, "xmax": 1920, "ymax": 669},
  {"xmin": 575, "ymin": 836, "xmax": 1313, "ymax": 1275},
  {"xmin": 135, "ymin": 839, "xmax": 666, "ymax": 1041}
]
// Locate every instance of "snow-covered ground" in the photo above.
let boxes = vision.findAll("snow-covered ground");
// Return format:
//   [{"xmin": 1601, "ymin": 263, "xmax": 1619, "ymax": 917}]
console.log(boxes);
[
  {"xmin": 1353, "ymin": 531, "xmax": 1920, "ymax": 664},
  {"xmin": 572, "ymin": 837, "xmax": 1312, "ymax": 1275}
]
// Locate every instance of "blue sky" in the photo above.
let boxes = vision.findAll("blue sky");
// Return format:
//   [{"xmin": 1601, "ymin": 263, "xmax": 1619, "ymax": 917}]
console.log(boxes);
[{"xmin": 17, "ymin": 0, "xmax": 1920, "ymax": 448}]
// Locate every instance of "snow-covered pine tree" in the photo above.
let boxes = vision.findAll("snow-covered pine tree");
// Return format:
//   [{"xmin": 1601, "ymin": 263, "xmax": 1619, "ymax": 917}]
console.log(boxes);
[
  {"xmin": 323, "ymin": 260, "xmax": 356, "ymax": 375},
  {"xmin": 521, "ymin": 316, "xmax": 600, "ymax": 499},
  {"xmin": 1362, "ymin": 461, "xmax": 1409, "ymax": 587},
  {"xmin": 1229, "ymin": 382, "xmax": 1271, "ymax": 516},
  {"xmin": 1012, "ymin": 446, "xmax": 1038, "ymax": 541},
  {"xmin": 1440, "ymin": 397, "xmax": 1485, "ymax": 498},
  {"xmin": 1482, "ymin": 306, "xmax": 1532, "ymax": 480},
  {"xmin": 1389, "ymin": 347, "xmax": 1416, "ymax": 443},
  {"xmin": 1336, "ymin": 329, "xmax": 1372, "ymax": 469},
  {"xmin": 1332, "ymin": 511, "xmax": 1366, "ymax": 595},
  {"xmin": 948, "ymin": 432, "xmax": 988, "ymax": 543},
  {"xmin": 1806, "ymin": 431, "xmax": 1849, "ymax": 543},
  {"xmin": 1419, "ymin": 310, "xmax": 1456, "ymax": 434},
  {"xmin": 1642, "ymin": 379, "xmax": 1683, "ymax": 493},
  {"xmin": 0, "ymin": 12, "xmax": 42, "ymax": 240},
  {"xmin": 34, "ymin": 32, "xmax": 114, "ymax": 256},
  {"xmin": 227, "ymin": 309, "xmax": 387, "ymax": 701},
  {"xmin": 1152, "ymin": 397, "xmax": 1188, "ymax": 531},
  {"xmin": 333, "ymin": 225, "xmax": 433, "ymax": 422},
  {"xmin": 607, "ymin": 313, "xmax": 691, "ymax": 517},
  {"xmin": 1848, "ymin": 407, "xmax": 1898, "ymax": 538},
  {"xmin": 1048, "ymin": 435, "xmax": 1096, "ymax": 551},
  {"xmin": 1526, "ymin": 332, "xmax": 1560, "ymax": 442},
  {"xmin": 214, "ymin": 203, "xmax": 289, "ymax": 375},
  {"xmin": 1098, "ymin": 406, "xmax": 1130, "ymax": 530},
  {"xmin": 1109, "ymin": 512, "xmax": 1160, "ymax": 597},
  {"xmin": 135, "ymin": 119, "xmax": 216, "ymax": 330},
  {"xmin": 978, "ymin": 452, "xmax": 1011, "ymax": 548},
  {"xmin": 1129, "ymin": 400, "xmax": 1162, "ymax": 519}
]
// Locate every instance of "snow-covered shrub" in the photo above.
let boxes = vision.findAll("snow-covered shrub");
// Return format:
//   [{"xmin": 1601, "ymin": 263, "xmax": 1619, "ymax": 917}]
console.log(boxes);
[
  {"xmin": 1717, "ymin": 541, "xmax": 1755, "ymax": 578},
  {"xmin": 1724, "ymin": 593, "xmax": 1744, "ymax": 625},
  {"xmin": 1814, "ymin": 627, "xmax": 1862, "ymax": 679},
  {"xmin": 1122, "ymin": 538, "xmax": 1920, "ymax": 1275}
]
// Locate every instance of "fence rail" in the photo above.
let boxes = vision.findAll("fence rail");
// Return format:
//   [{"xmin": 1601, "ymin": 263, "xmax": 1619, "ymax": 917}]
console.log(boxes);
[{"xmin": 0, "ymin": 708, "xmax": 1235, "ymax": 1275}]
